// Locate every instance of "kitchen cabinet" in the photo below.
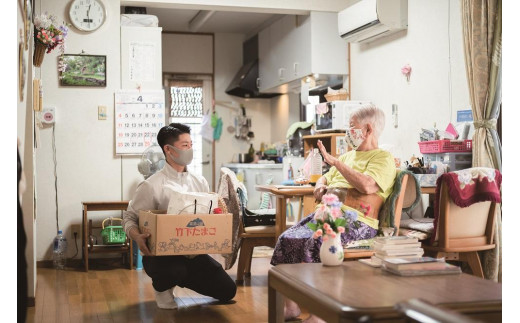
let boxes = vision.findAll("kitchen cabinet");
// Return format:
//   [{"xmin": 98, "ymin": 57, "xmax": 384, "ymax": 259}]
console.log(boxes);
[{"xmin": 258, "ymin": 12, "xmax": 348, "ymax": 93}]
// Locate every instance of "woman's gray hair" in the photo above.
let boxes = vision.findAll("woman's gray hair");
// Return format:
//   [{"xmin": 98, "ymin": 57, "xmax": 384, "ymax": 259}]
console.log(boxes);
[{"xmin": 350, "ymin": 103, "xmax": 385, "ymax": 139}]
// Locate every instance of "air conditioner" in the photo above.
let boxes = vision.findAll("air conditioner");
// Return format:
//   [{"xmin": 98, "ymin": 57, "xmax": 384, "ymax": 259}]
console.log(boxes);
[{"xmin": 338, "ymin": 0, "xmax": 408, "ymax": 44}]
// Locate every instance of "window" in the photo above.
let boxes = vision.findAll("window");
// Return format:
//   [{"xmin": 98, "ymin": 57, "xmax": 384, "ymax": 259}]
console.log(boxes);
[
  {"xmin": 169, "ymin": 82, "xmax": 204, "ymax": 176},
  {"xmin": 166, "ymin": 76, "xmax": 212, "ymax": 181}
]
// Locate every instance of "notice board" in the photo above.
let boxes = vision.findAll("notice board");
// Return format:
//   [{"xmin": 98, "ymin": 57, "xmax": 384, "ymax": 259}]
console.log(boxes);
[{"xmin": 115, "ymin": 89, "xmax": 166, "ymax": 155}]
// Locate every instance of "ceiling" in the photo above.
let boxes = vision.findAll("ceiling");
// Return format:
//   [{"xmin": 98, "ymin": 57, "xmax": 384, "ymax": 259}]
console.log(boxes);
[{"xmin": 141, "ymin": 7, "xmax": 283, "ymax": 36}]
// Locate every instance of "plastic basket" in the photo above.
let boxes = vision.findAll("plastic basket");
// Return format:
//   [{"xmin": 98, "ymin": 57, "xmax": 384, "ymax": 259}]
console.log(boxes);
[
  {"xmin": 418, "ymin": 140, "xmax": 472, "ymax": 154},
  {"xmin": 101, "ymin": 218, "xmax": 126, "ymax": 244}
]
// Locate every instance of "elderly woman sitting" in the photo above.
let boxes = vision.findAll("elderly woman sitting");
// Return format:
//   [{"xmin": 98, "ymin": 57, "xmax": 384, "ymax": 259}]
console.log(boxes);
[{"xmin": 270, "ymin": 104, "xmax": 397, "ymax": 323}]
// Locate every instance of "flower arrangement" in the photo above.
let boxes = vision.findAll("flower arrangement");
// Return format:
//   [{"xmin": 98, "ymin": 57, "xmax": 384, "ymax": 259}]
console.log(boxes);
[
  {"xmin": 34, "ymin": 13, "xmax": 69, "ymax": 54},
  {"xmin": 306, "ymin": 193, "xmax": 358, "ymax": 241},
  {"xmin": 33, "ymin": 12, "xmax": 69, "ymax": 67}
]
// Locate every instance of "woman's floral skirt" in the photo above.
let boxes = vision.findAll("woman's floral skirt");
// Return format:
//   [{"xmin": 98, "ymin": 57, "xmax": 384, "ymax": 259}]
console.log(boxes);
[{"xmin": 270, "ymin": 212, "xmax": 377, "ymax": 265}]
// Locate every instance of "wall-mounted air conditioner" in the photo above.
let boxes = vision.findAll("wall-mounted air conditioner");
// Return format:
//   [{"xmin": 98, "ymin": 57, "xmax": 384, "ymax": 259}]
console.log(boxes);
[{"xmin": 338, "ymin": 0, "xmax": 408, "ymax": 44}]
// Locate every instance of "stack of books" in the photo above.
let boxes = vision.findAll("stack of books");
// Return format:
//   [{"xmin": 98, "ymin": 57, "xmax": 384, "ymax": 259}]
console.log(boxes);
[
  {"xmin": 381, "ymin": 256, "xmax": 462, "ymax": 276},
  {"xmin": 359, "ymin": 236, "xmax": 423, "ymax": 267}
]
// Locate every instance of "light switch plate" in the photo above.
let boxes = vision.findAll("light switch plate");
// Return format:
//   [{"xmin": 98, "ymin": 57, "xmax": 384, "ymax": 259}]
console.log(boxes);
[{"xmin": 98, "ymin": 105, "xmax": 107, "ymax": 120}]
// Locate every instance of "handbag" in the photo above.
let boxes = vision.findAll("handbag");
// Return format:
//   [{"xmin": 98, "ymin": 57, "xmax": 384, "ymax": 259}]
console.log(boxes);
[{"xmin": 237, "ymin": 188, "xmax": 276, "ymax": 227}]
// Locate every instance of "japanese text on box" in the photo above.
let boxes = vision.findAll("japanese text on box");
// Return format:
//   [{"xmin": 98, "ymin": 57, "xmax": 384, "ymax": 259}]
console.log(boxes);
[{"xmin": 115, "ymin": 89, "xmax": 165, "ymax": 155}]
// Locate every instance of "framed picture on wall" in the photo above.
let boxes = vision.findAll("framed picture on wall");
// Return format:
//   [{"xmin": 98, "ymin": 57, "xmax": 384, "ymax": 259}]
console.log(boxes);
[{"xmin": 59, "ymin": 54, "xmax": 107, "ymax": 87}]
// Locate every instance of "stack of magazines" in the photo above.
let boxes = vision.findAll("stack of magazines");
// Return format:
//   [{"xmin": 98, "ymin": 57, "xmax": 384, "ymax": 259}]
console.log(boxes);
[
  {"xmin": 359, "ymin": 236, "xmax": 423, "ymax": 267},
  {"xmin": 381, "ymin": 256, "xmax": 462, "ymax": 276}
]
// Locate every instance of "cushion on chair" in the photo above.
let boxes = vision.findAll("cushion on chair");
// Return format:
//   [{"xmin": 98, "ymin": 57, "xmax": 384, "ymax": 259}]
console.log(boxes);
[
  {"xmin": 379, "ymin": 170, "xmax": 421, "ymax": 232},
  {"xmin": 399, "ymin": 228, "xmax": 431, "ymax": 241}
]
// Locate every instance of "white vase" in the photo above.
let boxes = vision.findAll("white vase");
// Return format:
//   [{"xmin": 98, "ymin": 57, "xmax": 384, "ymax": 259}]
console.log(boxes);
[{"xmin": 319, "ymin": 234, "xmax": 344, "ymax": 266}]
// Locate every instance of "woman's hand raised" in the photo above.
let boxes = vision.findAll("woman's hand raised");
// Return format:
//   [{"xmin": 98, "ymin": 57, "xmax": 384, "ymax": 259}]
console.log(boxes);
[{"xmin": 317, "ymin": 140, "xmax": 338, "ymax": 167}]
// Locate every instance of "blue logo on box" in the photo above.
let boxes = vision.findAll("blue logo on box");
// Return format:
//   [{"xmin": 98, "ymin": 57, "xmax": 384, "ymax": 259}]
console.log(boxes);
[{"xmin": 457, "ymin": 110, "xmax": 473, "ymax": 122}]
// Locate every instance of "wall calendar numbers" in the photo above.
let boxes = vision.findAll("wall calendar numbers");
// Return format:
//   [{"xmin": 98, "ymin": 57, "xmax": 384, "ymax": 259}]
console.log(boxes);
[{"xmin": 115, "ymin": 89, "xmax": 166, "ymax": 155}]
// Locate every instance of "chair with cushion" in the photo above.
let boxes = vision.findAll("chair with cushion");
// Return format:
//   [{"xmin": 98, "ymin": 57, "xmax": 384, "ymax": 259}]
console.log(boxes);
[
  {"xmin": 344, "ymin": 169, "xmax": 421, "ymax": 260},
  {"xmin": 235, "ymin": 187, "xmax": 277, "ymax": 283},
  {"xmin": 217, "ymin": 167, "xmax": 276, "ymax": 284},
  {"xmin": 421, "ymin": 167, "xmax": 502, "ymax": 278}
]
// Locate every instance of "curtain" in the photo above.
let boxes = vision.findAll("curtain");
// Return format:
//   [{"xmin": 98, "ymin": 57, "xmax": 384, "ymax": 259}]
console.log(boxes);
[{"xmin": 461, "ymin": 0, "xmax": 502, "ymax": 281}]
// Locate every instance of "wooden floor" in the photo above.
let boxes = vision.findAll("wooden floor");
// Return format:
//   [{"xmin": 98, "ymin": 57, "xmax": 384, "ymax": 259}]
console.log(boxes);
[{"xmin": 25, "ymin": 255, "xmax": 301, "ymax": 323}]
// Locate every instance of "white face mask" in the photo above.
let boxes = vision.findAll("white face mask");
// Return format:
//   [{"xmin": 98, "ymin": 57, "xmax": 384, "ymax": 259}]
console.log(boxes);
[
  {"xmin": 167, "ymin": 145, "xmax": 193, "ymax": 166},
  {"xmin": 345, "ymin": 127, "xmax": 366, "ymax": 150}
]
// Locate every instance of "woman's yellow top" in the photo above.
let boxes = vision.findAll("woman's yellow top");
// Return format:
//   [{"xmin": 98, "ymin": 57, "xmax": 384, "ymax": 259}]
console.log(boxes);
[{"xmin": 322, "ymin": 149, "xmax": 396, "ymax": 229}]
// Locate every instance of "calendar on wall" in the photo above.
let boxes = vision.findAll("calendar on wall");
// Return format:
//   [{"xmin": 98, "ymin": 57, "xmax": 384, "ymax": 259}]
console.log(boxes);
[{"xmin": 115, "ymin": 89, "xmax": 166, "ymax": 155}]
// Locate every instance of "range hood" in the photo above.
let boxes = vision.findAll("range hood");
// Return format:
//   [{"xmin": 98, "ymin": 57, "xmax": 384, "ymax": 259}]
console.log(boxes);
[
  {"xmin": 225, "ymin": 35, "xmax": 280, "ymax": 99},
  {"xmin": 225, "ymin": 59, "xmax": 280, "ymax": 98}
]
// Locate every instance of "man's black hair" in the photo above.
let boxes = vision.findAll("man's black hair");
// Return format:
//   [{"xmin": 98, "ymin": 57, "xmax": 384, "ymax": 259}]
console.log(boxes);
[{"xmin": 157, "ymin": 123, "xmax": 191, "ymax": 155}]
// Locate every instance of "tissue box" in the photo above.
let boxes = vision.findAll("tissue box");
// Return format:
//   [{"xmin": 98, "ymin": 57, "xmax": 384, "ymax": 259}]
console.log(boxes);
[
  {"xmin": 139, "ymin": 210, "xmax": 232, "ymax": 256},
  {"xmin": 414, "ymin": 174, "xmax": 441, "ymax": 187}
]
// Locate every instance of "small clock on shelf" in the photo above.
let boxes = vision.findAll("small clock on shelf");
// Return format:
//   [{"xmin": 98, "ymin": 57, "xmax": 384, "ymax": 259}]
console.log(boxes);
[{"xmin": 69, "ymin": 0, "xmax": 106, "ymax": 32}]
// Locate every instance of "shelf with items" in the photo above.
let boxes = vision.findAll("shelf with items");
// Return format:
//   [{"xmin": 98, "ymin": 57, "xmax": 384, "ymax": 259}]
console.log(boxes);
[
  {"xmin": 82, "ymin": 201, "xmax": 133, "ymax": 272},
  {"xmin": 302, "ymin": 133, "xmax": 347, "ymax": 158}
]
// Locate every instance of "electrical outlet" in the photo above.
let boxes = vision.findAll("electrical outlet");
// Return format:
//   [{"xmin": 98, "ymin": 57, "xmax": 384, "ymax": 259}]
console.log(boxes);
[{"xmin": 71, "ymin": 224, "xmax": 81, "ymax": 239}]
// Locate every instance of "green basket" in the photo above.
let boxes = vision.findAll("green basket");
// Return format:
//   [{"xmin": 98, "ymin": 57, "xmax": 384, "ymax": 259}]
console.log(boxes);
[{"xmin": 101, "ymin": 218, "xmax": 126, "ymax": 244}]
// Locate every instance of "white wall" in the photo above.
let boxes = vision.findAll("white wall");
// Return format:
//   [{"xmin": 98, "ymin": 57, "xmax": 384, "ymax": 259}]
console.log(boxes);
[
  {"xmin": 350, "ymin": 0, "xmax": 469, "ymax": 161},
  {"xmin": 213, "ymin": 33, "xmax": 275, "ymax": 177},
  {"xmin": 35, "ymin": 0, "xmax": 123, "ymax": 260},
  {"xmin": 270, "ymin": 93, "xmax": 301, "ymax": 143}
]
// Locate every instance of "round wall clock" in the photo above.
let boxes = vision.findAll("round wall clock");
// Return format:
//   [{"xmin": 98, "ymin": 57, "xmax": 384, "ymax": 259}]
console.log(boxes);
[{"xmin": 69, "ymin": 0, "xmax": 107, "ymax": 32}]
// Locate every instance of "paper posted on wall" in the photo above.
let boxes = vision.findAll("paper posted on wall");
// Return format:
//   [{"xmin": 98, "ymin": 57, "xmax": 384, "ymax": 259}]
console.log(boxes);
[{"xmin": 165, "ymin": 186, "xmax": 219, "ymax": 215}]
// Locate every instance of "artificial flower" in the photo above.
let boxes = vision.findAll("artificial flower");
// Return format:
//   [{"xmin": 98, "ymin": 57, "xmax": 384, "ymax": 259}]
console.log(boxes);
[
  {"xmin": 307, "ymin": 193, "xmax": 360, "ymax": 240},
  {"xmin": 401, "ymin": 64, "xmax": 412, "ymax": 82},
  {"xmin": 34, "ymin": 12, "xmax": 69, "ymax": 55}
]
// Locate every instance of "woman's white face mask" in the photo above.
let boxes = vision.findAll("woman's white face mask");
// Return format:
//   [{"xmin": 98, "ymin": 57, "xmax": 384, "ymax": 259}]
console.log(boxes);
[{"xmin": 344, "ymin": 127, "xmax": 366, "ymax": 150}]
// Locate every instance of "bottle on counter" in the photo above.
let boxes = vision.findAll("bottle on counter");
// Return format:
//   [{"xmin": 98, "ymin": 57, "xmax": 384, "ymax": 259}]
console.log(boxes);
[
  {"xmin": 309, "ymin": 148, "xmax": 323, "ymax": 185},
  {"xmin": 260, "ymin": 142, "xmax": 265, "ymax": 159},
  {"xmin": 288, "ymin": 161, "xmax": 294, "ymax": 180},
  {"xmin": 53, "ymin": 230, "xmax": 67, "ymax": 270},
  {"xmin": 247, "ymin": 144, "xmax": 255, "ymax": 162}
]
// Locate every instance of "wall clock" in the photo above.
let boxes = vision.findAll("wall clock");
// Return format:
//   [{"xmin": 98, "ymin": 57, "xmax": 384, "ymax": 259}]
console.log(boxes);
[{"xmin": 69, "ymin": 0, "xmax": 107, "ymax": 32}]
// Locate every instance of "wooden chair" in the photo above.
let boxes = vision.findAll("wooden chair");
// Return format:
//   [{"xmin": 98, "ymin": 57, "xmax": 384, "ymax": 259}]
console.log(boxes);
[
  {"xmin": 344, "ymin": 171, "xmax": 419, "ymax": 260},
  {"xmin": 235, "ymin": 188, "xmax": 276, "ymax": 283},
  {"xmin": 422, "ymin": 178, "xmax": 497, "ymax": 278}
]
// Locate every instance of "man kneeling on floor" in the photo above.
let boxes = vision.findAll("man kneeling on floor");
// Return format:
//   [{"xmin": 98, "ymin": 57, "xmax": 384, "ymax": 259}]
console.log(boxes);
[{"xmin": 123, "ymin": 123, "xmax": 237, "ymax": 309}]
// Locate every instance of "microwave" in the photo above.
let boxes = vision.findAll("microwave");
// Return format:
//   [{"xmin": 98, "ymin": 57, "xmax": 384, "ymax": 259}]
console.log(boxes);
[{"xmin": 315, "ymin": 101, "xmax": 371, "ymax": 132}]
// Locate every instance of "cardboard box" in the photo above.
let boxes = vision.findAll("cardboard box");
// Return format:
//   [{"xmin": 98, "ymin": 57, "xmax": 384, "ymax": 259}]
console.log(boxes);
[{"xmin": 139, "ymin": 210, "xmax": 232, "ymax": 256}]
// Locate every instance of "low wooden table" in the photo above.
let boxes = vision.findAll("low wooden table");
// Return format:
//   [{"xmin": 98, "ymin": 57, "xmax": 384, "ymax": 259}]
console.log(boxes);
[{"xmin": 268, "ymin": 262, "xmax": 501, "ymax": 322}]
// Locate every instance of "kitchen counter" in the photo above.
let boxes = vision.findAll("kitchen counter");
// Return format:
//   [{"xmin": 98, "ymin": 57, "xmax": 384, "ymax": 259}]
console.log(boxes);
[{"xmin": 222, "ymin": 163, "xmax": 282, "ymax": 169}]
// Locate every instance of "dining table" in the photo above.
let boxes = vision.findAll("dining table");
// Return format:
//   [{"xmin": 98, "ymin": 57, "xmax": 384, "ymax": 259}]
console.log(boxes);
[{"xmin": 255, "ymin": 184, "xmax": 315, "ymax": 241}]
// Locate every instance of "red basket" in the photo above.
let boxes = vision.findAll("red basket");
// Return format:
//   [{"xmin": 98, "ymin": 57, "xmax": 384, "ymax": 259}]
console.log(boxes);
[{"xmin": 418, "ymin": 140, "xmax": 472, "ymax": 154}]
